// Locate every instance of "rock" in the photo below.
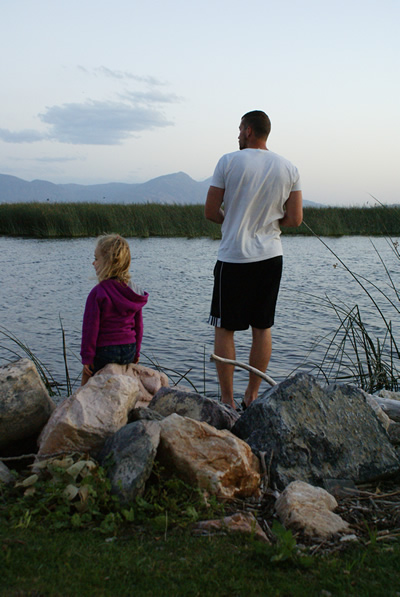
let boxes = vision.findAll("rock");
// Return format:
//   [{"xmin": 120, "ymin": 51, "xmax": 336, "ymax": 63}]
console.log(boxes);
[
  {"xmin": 98, "ymin": 363, "xmax": 169, "ymax": 407},
  {"xmin": 149, "ymin": 387, "xmax": 239, "ymax": 430},
  {"xmin": 0, "ymin": 359, "xmax": 55, "ymax": 448},
  {"xmin": 158, "ymin": 413, "xmax": 260, "ymax": 499},
  {"xmin": 275, "ymin": 480, "xmax": 350, "ymax": 539},
  {"xmin": 99, "ymin": 420, "xmax": 160, "ymax": 502},
  {"xmin": 128, "ymin": 406, "xmax": 164, "ymax": 423},
  {"xmin": 0, "ymin": 461, "xmax": 13, "ymax": 484},
  {"xmin": 322, "ymin": 478, "xmax": 358, "ymax": 498},
  {"xmin": 388, "ymin": 421, "xmax": 400, "ymax": 445},
  {"xmin": 193, "ymin": 512, "xmax": 269, "ymax": 542},
  {"xmin": 37, "ymin": 373, "xmax": 141, "ymax": 458},
  {"xmin": 232, "ymin": 373, "xmax": 400, "ymax": 489}
]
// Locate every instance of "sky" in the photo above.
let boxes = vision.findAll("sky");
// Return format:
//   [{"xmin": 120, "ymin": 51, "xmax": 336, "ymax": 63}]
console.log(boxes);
[{"xmin": 0, "ymin": 0, "xmax": 399, "ymax": 206}]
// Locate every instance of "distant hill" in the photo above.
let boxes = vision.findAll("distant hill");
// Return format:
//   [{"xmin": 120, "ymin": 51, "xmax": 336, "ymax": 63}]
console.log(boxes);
[{"xmin": 0, "ymin": 172, "xmax": 320, "ymax": 206}]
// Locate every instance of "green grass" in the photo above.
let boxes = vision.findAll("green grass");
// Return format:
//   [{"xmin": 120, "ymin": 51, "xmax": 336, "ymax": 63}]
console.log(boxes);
[
  {"xmin": 2, "ymin": 456, "xmax": 400, "ymax": 597},
  {"xmin": 2, "ymin": 523, "xmax": 400, "ymax": 596},
  {"xmin": 1, "ymin": 202, "xmax": 400, "ymax": 238},
  {"xmin": 0, "ymin": 202, "xmax": 221, "ymax": 239}
]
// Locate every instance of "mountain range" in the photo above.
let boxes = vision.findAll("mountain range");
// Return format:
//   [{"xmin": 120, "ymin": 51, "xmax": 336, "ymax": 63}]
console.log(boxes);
[{"xmin": 0, "ymin": 172, "xmax": 319, "ymax": 206}]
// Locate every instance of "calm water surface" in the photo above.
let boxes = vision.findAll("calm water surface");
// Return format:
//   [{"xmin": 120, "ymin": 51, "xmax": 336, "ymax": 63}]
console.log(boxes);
[{"xmin": 1, "ymin": 235, "xmax": 399, "ymax": 399}]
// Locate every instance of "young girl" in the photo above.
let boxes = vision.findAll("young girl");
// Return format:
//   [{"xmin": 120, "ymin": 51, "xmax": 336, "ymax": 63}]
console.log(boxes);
[{"xmin": 80, "ymin": 234, "xmax": 148, "ymax": 385}]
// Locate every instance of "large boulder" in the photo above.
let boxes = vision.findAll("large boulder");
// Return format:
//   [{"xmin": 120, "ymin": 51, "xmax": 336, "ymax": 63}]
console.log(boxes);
[
  {"xmin": 0, "ymin": 359, "xmax": 55, "ymax": 448},
  {"xmin": 37, "ymin": 373, "xmax": 141, "ymax": 458},
  {"xmin": 149, "ymin": 387, "xmax": 239, "ymax": 430},
  {"xmin": 232, "ymin": 373, "xmax": 400, "ymax": 490},
  {"xmin": 158, "ymin": 413, "xmax": 260, "ymax": 499},
  {"xmin": 99, "ymin": 420, "xmax": 160, "ymax": 502},
  {"xmin": 98, "ymin": 363, "xmax": 169, "ymax": 407}
]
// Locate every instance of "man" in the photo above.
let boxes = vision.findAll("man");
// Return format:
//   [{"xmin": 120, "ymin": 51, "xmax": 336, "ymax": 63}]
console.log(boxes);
[{"xmin": 205, "ymin": 110, "xmax": 303, "ymax": 410}]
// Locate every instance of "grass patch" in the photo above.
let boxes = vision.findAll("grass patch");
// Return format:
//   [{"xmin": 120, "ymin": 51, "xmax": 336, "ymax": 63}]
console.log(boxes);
[{"xmin": 2, "ymin": 522, "xmax": 400, "ymax": 596}]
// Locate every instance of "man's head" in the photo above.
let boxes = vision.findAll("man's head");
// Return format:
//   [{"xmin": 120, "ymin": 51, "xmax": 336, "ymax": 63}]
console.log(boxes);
[{"xmin": 238, "ymin": 110, "xmax": 271, "ymax": 149}]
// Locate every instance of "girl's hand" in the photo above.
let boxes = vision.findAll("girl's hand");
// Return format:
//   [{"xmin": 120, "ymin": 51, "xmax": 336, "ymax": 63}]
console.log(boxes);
[
  {"xmin": 133, "ymin": 355, "xmax": 139, "ymax": 364},
  {"xmin": 83, "ymin": 364, "xmax": 93, "ymax": 377},
  {"xmin": 81, "ymin": 364, "xmax": 93, "ymax": 386}
]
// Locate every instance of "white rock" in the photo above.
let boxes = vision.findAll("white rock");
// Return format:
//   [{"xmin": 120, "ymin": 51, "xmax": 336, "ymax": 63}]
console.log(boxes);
[
  {"xmin": 275, "ymin": 480, "xmax": 350, "ymax": 539},
  {"xmin": 98, "ymin": 363, "xmax": 169, "ymax": 407},
  {"xmin": 0, "ymin": 358, "xmax": 55, "ymax": 447},
  {"xmin": 37, "ymin": 373, "xmax": 140, "ymax": 458}
]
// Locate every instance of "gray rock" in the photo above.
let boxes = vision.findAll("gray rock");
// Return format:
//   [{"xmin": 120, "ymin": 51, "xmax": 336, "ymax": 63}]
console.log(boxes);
[
  {"xmin": 388, "ymin": 421, "xmax": 400, "ymax": 445},
  {"xmin": 232, "ymin": 373, "xmax": 400, "ymax": 489},
  {"xmin": 128, "ymin": 406, "xmax": 164, "ymax": 423},
  {"xmin": 0, "ymin": 359, "xmax": 55, "ymax": 448},
  {"xmin": 99, "ymin": 420, "xmax": 160, "ymax": 502},
  {"xmin": 0, "ymin": 461, "xmax": 13, "ymax": 484},
  {"xmin": 149, "ymin": 387, "xmax": 239, "ymax": 430}
]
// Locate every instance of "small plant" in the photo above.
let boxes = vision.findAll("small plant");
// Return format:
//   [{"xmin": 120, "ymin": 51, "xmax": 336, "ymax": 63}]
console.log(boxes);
[
  {"xmin": 270, "ymin": 521, "xmax": 313, "ymax": 567},
  {"xmin": 0, "ymin": 456, "xmax": 225, "ymax": 535}
]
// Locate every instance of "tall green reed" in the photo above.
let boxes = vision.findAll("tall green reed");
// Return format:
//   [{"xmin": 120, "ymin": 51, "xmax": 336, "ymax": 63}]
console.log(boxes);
[
  {"xmin": 301, "ymin": 219, "xmax": 400, "ymax": 393},
  {"xmin": 2, "ymin": 202, "xmax": 400, "ymax": 238}
]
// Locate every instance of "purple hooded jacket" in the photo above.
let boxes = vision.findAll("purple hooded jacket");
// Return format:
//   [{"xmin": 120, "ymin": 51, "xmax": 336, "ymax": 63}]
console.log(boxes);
[{"xmin": 80, "ymin": 278, "xmax": 149, "ymax": 365}]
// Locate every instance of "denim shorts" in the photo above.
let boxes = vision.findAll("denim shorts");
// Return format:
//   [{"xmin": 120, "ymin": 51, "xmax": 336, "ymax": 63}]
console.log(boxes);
[{"xmin": 92, "ymin": 343, "xmax": 137, "ymax": 374}]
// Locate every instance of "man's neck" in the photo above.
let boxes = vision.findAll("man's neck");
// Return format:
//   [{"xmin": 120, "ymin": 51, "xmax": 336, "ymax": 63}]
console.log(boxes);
[{"xmin": 246, "ymin": 140, "xmax": 267, "ymax": 150}]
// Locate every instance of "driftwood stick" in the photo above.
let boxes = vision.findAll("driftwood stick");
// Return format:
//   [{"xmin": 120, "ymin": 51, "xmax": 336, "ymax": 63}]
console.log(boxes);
[
  {"xmin": 210, "ymin": 353, "xmax": 277, "ymax": 387},
  {"xmin": 370, "ymin": 396, "xmax": 400, "ymax": 422}
]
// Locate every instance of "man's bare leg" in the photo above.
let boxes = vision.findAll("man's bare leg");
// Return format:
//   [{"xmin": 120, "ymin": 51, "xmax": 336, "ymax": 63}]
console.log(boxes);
[
  {"xmin": 214, "ymin": 327, "xmax": 236, "ymax": 408},
  {"xmin": 244, "ymin": 327, "xmax": 272, "ymax": 407}
]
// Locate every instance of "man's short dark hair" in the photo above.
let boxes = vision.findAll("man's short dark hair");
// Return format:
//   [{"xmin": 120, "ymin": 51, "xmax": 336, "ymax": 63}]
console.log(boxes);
[{"xmin": 241, "ymin": 110, "xmax": 271, "ymax": 139}]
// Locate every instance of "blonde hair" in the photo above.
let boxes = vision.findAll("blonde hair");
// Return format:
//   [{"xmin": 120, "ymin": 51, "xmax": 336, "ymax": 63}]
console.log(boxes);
[{"xmin": 95, "ymin": 234, "xmax": 131, "ymax": 284}]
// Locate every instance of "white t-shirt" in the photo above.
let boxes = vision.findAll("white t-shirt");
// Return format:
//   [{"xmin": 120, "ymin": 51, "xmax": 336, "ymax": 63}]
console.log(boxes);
[{"xmin": 211, "ymin": 148, "xmax": 301, "ymax": 263}]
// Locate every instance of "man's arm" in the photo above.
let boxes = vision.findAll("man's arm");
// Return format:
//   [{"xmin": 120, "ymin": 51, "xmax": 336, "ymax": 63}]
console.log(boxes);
[
  {"xmin": 280, "ymin": 190, "xmax": 303, "ymax": 227},
  {"xmin": 205, "ymin": 186, "xmax": 225, "ymax": 224}
]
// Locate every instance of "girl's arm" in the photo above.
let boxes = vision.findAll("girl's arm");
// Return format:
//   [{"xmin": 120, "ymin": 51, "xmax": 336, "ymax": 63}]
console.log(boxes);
[
  {"xmin": 134, "ymin": 308, "xmax": 144, "ymax": 361},
  {"xmin": 80, "ymin": 288, "xmax": 101, "ymax": 365}
]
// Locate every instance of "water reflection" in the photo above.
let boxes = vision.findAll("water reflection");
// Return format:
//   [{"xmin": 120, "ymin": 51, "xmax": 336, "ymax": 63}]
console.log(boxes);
[{"xmin": 1, "ymin": 235, "xmax": 399, "ymax": 400}]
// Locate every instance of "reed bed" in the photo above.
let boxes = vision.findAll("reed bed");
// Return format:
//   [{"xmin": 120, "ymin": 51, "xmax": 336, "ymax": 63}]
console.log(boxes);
[
  {"xmin": 0, "ymin": 202, "xmax": 221, "ymax": 239},
  {"xmin": 1, "ymin": 202, "xmax": 400, "ymax": 238}
]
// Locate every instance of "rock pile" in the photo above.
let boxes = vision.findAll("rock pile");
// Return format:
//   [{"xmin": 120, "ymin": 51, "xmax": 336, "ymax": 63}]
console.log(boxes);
[{"xmin": 1, "ymin": 359, "xmax": 400, "ymax": 541}]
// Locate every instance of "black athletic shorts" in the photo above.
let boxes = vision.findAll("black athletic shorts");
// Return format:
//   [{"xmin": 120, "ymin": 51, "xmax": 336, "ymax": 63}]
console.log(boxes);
[{"xmin": 208, "ymin": 256, "xmax": 283, "ymax": 331}]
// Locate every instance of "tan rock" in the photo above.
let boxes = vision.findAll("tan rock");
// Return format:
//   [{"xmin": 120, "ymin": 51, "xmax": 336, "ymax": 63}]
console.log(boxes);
[
  {"xmin": 0, "ymin": 358, "xmax": 55, "ymax": 447},
  {"xmin": 98, "ymin": 363, "xmax": 169, "ymax": 407},
  {"xmin": 275, "ymin": 480, "xmax": 349, "ymax": 539},
  {"xmin": 37, "ymin": 373, "xmax": 140, "ymax": 458},
  {"xmin": 158, "ymin": 413, "xmax": 260, "ymax": 499},
  {"xmin": 194, "ymin": 512, "xmax": 269, "ymax": 542}
]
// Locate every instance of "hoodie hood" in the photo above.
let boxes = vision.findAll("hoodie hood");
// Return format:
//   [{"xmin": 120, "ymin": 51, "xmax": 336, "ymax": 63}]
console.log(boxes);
[{"xmin": 99, "ymin": 278, "xmax": 148, "ymax": 311}]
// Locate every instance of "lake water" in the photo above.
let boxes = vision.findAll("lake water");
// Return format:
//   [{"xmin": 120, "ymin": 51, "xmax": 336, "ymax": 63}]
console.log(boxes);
[{"xmin": 1, "ymin": 235, "xmax": 399, "ymax": 400}]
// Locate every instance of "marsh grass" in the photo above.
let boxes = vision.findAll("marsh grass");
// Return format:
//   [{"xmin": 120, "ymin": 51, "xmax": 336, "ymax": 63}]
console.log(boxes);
[
  {"xmin": 1, "ymin": 202, "xmax": 400, "ymax": 238},
  {"xmin": 300, "ymin": 221, "xmax": 400, "ymax": 392},
  {"xmin": 0, "ymin": 202, "xmax": 221, "ymax": 238},
  {"xmin": 0, "ymin": 326, "xmax": 63, "ymax": 396}
]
